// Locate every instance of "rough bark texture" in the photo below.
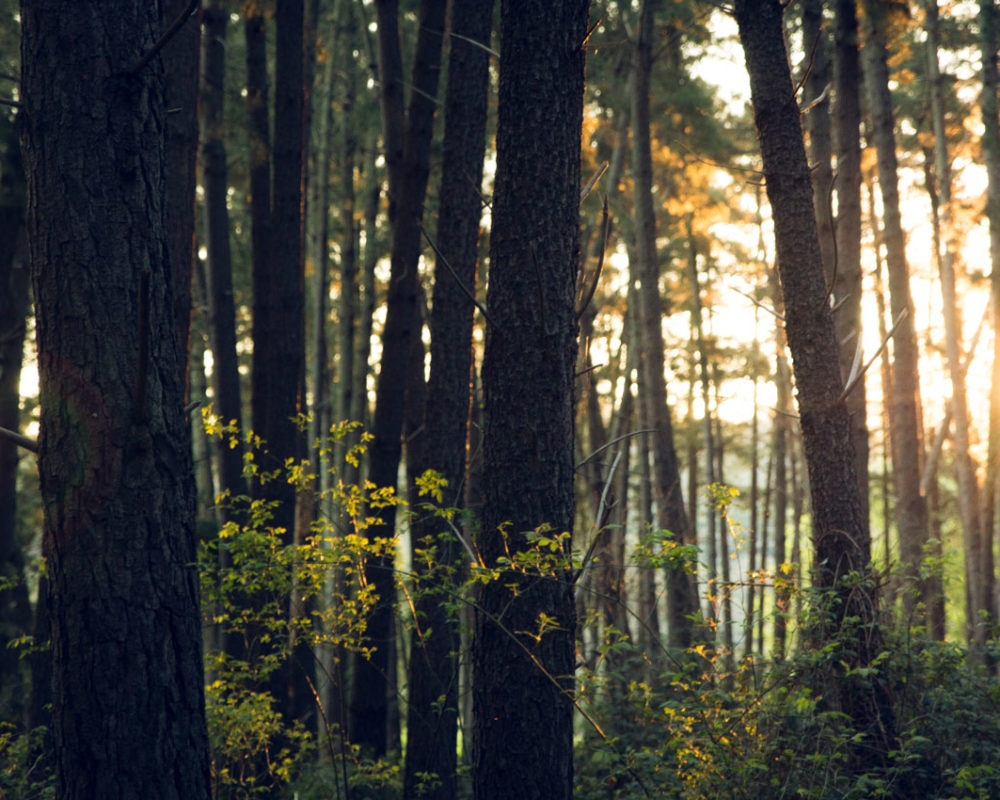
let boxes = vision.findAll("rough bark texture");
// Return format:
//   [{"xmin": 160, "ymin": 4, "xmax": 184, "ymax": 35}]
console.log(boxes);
[
  {"xmin": 631, "ymin": 0, "xmax": 698, "ymax": 651},
  {"xmin": 19, "ymin": 2, "xmax": 211, "ymax": 796},
  {"xmin": 351, "ymin": 0, "xmax": 447, "ymax": 755},
  {"xmin": 472, "ymin": 1, "xmax": 587, "ymax": 798},
  {"xmin": 161, "ymin": 0, "xmax": 200, "ymax": 392},
  {"xmin": 403, "ymin": 0, "xmax": 493, "ymax": 795},
  {"xmin": 860, "ymin": 0, "xmax": 929, "ymax": 615},
  {"xmin": 832, "ymin": 0, "xmax": 869, "ymax": 529},
  {"xmin": 736, "ymin": 0, "xmax": 896, "ymax": 780}
]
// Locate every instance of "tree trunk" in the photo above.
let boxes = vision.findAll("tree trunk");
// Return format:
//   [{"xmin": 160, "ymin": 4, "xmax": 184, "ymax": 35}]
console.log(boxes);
[
  {"xmin": 631, "ymin": 0, "xmax": 698, "ymax": 651},
  {"xmin": 736, "ymin": 0, "xmax": 898, "ymax": 779},
  {"xmin": 20, "ymin": 2, "xmax": 211, "ymax": 795},
  {"xmin": 352, "ymin": 0, "xmax": 447, "ymax": 756},
  {"xmin": 860, "ymin": 0, "xmax": 930, "ymax": 619},
  {"xmin": 831, "ymin": 0, "xmax": 869, "ymax": 528},
  {"xmin": 472, "ymin": 1, "xmax": 587, "ymax": 797},
  {"xmin": 403, "ymin": 1, "xmax": 493, "ymax": 795},
  {"xmin": 924, "ymin": 0, "xmax": 990, "ymax": 646},
  {"xmin": 767, "ymin": 264, "xmax": 791, "ymax": 659},
  {"xmin": 0, "ymin": 144, "xmax": 30, "ymax": 725},
  {"xmin": 162, "ymin": 0, "xmax": 200, "ymax": 392},
  {"xmin": 980, "ymin": 0, "xmax": 1000, "ymax": 621},
  {"xmin": 200, "ymin": 0, "xmax": 245, "ymax": 508}
]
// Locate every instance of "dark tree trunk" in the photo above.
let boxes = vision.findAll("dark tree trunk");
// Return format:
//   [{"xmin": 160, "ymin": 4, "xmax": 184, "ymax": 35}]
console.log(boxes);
[
  {"xmin": 162, "ymin": 0, "xmax": 200, "ymax": 392},
  {"xmin": 0, "ymin": 141, "xmax": 30, "ymax": 724},
  {"xmin": 736, "ymin": 0, "xmax": 898, "ymax": 781},
  {"xmin": 200, "ymin": 0, "xmax": 245, "ymax": 507},
  {"xmin": 19, "ymin": 2, "xmax": 211, "ymax": 796},
  {"xmin": 247, "ymin": 0, "xmax": 312, "ymax": 729},
  {"xmin": 403, "ymin": 0, "xmax": 494, "ymax": 796},
  {"xmin": 351, "ymin": 0, "xmax": 447, "ymax": 756},
  {"xmin": 472, "ymin": 1, "xmax": 587, "ymax": 798}
]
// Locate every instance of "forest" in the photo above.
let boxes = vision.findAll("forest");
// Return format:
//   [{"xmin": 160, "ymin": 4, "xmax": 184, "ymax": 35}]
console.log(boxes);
[{"xmin": 4, "ymin": 0, "xmax": 1000, "ymax": 797}]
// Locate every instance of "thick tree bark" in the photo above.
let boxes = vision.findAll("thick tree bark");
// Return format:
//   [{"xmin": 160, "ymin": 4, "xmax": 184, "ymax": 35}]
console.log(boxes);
[
  {"xmin": 403, "ymin": 0, "xmax": 493, "ymax": 796},
  {"xmin": 860, "ymin": 0, "xmax": 930, "ymax": 618},
  {"xmin": 19, "ymin": 2, "xmax": 211, "ymax": 796},
  {"xmin": 162, "ymin": 0, "xmax": 200, "ymax": 392},
  {"xmin": 472, "ymin": 1, "xmax": 588, "ymax": 798},
  {"xmin": 736, "ymin": 0, "xmax": 897, "ymax": 780},
  {"xmin": 631, "ymin": 0, "xmax": 698, "ymax": 651},
  {"xmin": 351, "ymin": 0, "xmax": 447, "ymax": 756}
]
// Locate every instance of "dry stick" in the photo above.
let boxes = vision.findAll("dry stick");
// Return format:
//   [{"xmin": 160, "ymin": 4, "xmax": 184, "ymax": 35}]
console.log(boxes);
[
  {"xmin": 448, "ymin": 30, "xmax": 499, "ymax": 58},
  {"xmin": 732, "ymin": 286, "xmax": 785, "ymax": 321},
  {"xmin": 0, "ymin": 425, "xmax": 37, "ymax": 453},
  {"xmin": 418, "ymin": 222, "xmax": 496, "ymax": 328},
  {"xmin": 580, "ymin": 160, "xmax": 609, "ymax": 202},
  {"xmin": 575, "ymin": 196, "xmax": 610, "ymax": 319},
  {"xmin": 574, "ymin": 448, "xmax": 623, "ymax": 587},
  {"xmin": 837, "ymin": 308, "xmax": 907, "ymax": 404},
  {"xmin": 576, "ymin": 428, "xmax": 655, "ymax": 471},
  {"xmin": 129, "ymin": 0, "xmax": 201, "ymax": 75}
]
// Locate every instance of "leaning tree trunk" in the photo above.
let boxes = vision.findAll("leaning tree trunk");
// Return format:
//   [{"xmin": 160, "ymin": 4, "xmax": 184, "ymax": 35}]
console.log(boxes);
[
  {"xmin": 19, "ymin": 2, "xmax": 212, "ymax": 796},
  {"xmin": 736, "ymin": 0, "xmax": 899, "ymax": 782},
  {"xmin": 472, "ymin": 1, "xmax": 588, "ymax": 798}
]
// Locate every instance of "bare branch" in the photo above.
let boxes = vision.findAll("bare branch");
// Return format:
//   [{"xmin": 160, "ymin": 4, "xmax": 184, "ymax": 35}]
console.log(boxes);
[
  {"xmin": 0, "ymin": 425, "xmax": 38, "ymax": 454},
  {"xmin": 129, "ymin": 0, "xmax": 200, "ymax": 75}
]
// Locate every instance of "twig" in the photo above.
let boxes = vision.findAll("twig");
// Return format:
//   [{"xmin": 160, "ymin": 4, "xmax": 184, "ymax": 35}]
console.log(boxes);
[
  {"xmin": 574, "ymin": 449, "xmax": 622, "ymax": 586},
  {"xmin": 731, "ymin": 286, "xmax": 784, "ymax": 322},
  {"xmin": 836, "ymin": 309, "xmax": 907, "ymax": 404},
  {"xmin": 128, "ymin": 0, "xmax": 201, "ymax": 75},
  {"xmin": 576, "ymin": 196, "xmax": 610, "ymax": 318},
  {"xmin": 418, "ymin": 223, "xmax": 496, "ymax": 328},
  {"xmin": 0, "ymin": 98, "xmax": 21, "ymax": 109},
  {"xmin": 580, "ymin": 161, "xmax": 609, "ymax": 202},
  {"xmin": 449, "ymin": 30, "xmax": 498, "ymax": 58},
  {"xmin": 577, "ymin": 428, "xmax": 655, "ymax": 470},
  {"xmin": 0, "ymin": 426, "xmax": 38, "ymax": 453}
]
